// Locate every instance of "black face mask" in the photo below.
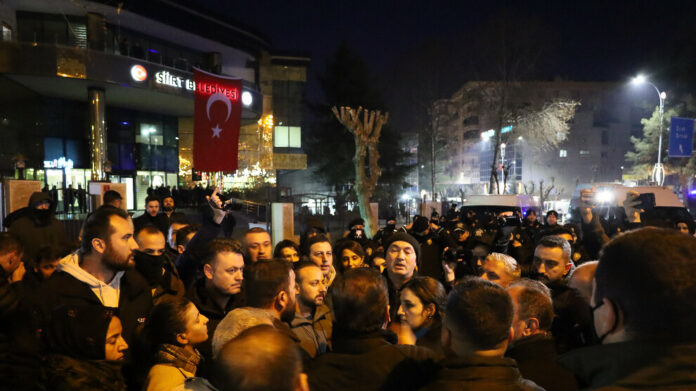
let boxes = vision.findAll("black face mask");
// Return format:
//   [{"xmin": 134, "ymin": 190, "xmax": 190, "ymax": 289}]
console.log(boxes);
[
  {"xmin": 33, "ymin": 209, "xmax": 52, "ymax": 225},
  {"xmin": 134, "ymin": 252, "xmax": 166, "ymax": 286},
  {"xmin": 589, "ymin": 299, "xmax": 618, "ymax": 345},
  {"xmin": 385, "ymin": 223, "xmax": 396, "ymax": 231}
]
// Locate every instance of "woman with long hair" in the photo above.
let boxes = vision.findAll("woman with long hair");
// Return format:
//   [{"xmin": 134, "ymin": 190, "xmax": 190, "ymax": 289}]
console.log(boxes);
[{"xmin": 397, "ymin": 276, "xmax": 447, "ymax": 354}]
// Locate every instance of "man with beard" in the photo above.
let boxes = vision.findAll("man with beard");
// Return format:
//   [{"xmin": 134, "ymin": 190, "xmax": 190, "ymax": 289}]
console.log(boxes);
[
  {"xmin": 533, "ymin": 236, "xmax": 593, "ymax": 352},
  {"xmin": 133, "ymin": 195, "xmax": 169, "ymax": 235},
  {"xmin": 290, "ymin": 261, "xmax": 332, "ymax": 358},
  {"xmin": 38, "ymin": 207, "xmax": 151, "ymax": 346},
  {"xmin": 134, "ymin": 226, "xmax": 185, "ymax": 302},
  {"xmin": 243, "ymin": 259, "xmax": 301, "ymax": 346},
  {"xmin": 8, "ymin": 192, "xmax": 69, "ymax": 265},
  {"xmin": 187, "ymin": 238, "xmax": 246, "ymax": 362}
]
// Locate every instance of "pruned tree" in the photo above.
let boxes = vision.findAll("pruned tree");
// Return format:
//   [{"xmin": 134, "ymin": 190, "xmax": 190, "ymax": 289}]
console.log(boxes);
[
  {"xmin": 523, "ymin": 177, "xmax": 564, "ymax": 207},
  {"xmin": 332, "ymin": 106, "xmax": 389, "ymax": 237}
]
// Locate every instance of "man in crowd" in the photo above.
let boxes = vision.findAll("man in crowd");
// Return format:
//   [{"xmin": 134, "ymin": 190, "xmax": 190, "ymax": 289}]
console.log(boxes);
[
  {"xmin": 506, "ymin": 279, "xmax": 578, "ymax": 391},
  {"xmin": 166, "ymin": 214, "xmax": 189, "ymax": 259},
  {"xmin": 242, "ymin": 227, "xmax": 272, "ymax": 263},
  {"xmin": 382, "ymin": 232, "xmax": 420, "ymax": 321},
  {"xmin": 305, "ymin": 234, "xmax": 335, "ymax": 287},
  {"xmin": 134, "ymin": 225, "xmax": 185, "ymax": 301},
  {"xmin": 290, "ymin": 261, "xmax": 332, "ymax": 358},
  {"xmin": 309, "ymin": 268, "xmax": 437, "ymax": 390},
  {"xmin": 480, "ymin": 252, "xmax": 520, "ymax": 288},
  {"xmin": 243, "ymin": 259, "xmax": 297, "ymax": 325},
  {"xmin": 534, "ymin": 236, "xmax": 592, "ymax": 352},
  {"xmin": 568, "ymin": 261, "xmax": 598, "ymax": 304},
  {"xmin": 8, "ymin": 192, "xmax": 68, "ymax": 265},
  {"xmin": 423, "ymin": 277, "xmax": 541, "ymax": 390},
  {"xmin": 405, "ymin": 215, "xmax": 456, "ymax": 281},
  {"xmin": 187, "ymin": 238, "xmax": 245, "ymax": 361},
  {"xmin": 373, "ymin": 214, "xmax": 398, "ymax": 248},
  {"xmin": 39, "ymin": 207, "xmax": 151, "ymax": 346},
  {"xmin": 102, "ymin": 190, "xmax": 123, "ymax": 209},
  {"xmin": 213, "ymin": 325, "xmax": 309, "ymax": 391},
  {"xmin": 133, "ymin": 195, "xmax": 169, "ymax": 234},
  {"xmin": 559, "ymin": 228, "xmax": 696, "ymax": 389}
]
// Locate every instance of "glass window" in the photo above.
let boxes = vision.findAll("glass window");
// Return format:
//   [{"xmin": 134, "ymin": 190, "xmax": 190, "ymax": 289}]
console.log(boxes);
[
  {"xmin": 274, "ymin": 126, "xmax": 289, "ymax": 147},
  {"xmin": 137, "ymin": 123, "xmax": 163, "ymax": 145},
  {"xmin": 559, "ymin": 149, "xmax": 567, "ymax": 158},
  {"xmin": 288, "ymin": 126, "xmax": 301, "ymax": 148},
  {"xmin": 579, "ymin": 149, "xmax": 590, "ymax": 156},
  {"xmin": 2, "ymin": 23, "xmax": 11, "ymax": 41}
]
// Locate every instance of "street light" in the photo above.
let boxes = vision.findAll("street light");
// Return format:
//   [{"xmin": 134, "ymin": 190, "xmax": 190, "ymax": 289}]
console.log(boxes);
[{"xmin": 631, "ymin": 74, "xmax": 666, "ymax": 185}]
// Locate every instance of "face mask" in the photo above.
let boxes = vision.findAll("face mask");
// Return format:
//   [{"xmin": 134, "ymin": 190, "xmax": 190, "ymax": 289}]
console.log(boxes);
[
  {"xmin": 386, "ymin": 223, "xmax": 396, "ymax": 231},
  {"xmin": 134, "ymin": 252, "xmax": 166, "ymax": 286},
  {"xmin": 589, "ymin": 300, "xmax": 617, "ymax": 345}
]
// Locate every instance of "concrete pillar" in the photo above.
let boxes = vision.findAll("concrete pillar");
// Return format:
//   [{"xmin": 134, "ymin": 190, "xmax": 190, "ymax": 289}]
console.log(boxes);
[
  {"xmin": 271, "ymin": 203, "xmax": 294, "ymax": 246},
  {"xmin": 88, "ymin": 88, "xmax": 107, "ymax": 181}
]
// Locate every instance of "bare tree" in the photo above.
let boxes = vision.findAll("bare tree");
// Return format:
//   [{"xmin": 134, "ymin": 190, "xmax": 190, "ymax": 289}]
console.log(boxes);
[{"xmin": 332, "ymin": 106, "xmax": 389, "ymax": 237}]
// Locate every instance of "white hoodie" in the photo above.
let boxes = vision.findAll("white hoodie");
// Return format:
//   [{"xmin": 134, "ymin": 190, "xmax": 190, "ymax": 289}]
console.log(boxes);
[{"xmin": 58, "ymin": 252, "xmax": 125, "ymax": 307}]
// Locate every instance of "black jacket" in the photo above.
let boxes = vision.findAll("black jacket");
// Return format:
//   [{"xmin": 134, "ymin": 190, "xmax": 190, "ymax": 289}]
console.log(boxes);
[
  {"xmin": 506, "ymin": 334, "xmax": 578, "ymax": 391},
  {"xmin": 37, "ymin": 269, "xmax": 152, "ymax": 346},
  {"xmin": 8, "ymin": 192, "xmax": 69, "ymax": 264},
  {"xmin": 548, "ymin": 279, "xmax": 594, "ymax": 353},
  {"xmin": 308, "ymin": 329, "xmax": 438, "ymax": 391},
  {"xmin": 132, "ymin": 212, "xmax": 169, "ymax": 235},
  {"xmin": 419, "ymin": 355, "xmax": 543, "ymax": 391},
  {"xmin": 559, "ymin": 340, "xmax": 696, "ymax": 390}
]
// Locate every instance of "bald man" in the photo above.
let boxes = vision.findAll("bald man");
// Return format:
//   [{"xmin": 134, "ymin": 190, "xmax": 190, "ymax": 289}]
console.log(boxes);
[
  {"xmin": 213, "ymin": 325, "xmax": 309, "ymax": 391},
  {"xmin": 568, "ymin": 261, "xmax": 598, "ymax": 304}
]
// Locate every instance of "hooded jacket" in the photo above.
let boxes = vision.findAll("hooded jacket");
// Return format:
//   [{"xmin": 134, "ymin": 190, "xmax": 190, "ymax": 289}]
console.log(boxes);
[
  {"xmin": 290, "ymin": 303, "xmax": 333, "ymax": 358},
  {"xmin": 8, "ymin": 192, "xmax": 69, "ymax": 264}
]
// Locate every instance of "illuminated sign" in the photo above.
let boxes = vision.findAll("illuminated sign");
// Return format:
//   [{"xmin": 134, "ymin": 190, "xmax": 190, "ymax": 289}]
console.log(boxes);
[
  {"xmin": 156, "ymin": 70, "xmax": 195, "ymax": 91},
  {"xmin": 130, "ymin": 65, "xmax": 148, "ymax": 82},
  {"xmin": 242, "ymin": 91, "xmax": 253, "ymax": 106},
  {"xmin": 44, "ymin": 157, "xmax": 74, "ymax": 169}
]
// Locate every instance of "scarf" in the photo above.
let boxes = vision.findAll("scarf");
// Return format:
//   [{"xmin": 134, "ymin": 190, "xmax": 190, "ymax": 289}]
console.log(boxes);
[{"xmin": 155, "ymin": 343, "xmax": 201, "ymax": 375}]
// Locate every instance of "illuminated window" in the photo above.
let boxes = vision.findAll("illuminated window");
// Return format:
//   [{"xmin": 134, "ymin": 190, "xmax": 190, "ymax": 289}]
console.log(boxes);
[
  {"xmin": 559, "ymin": 149, "xmax": 567, "ymax": 158},
  {"xmin": 136, "ymin": 123, "xmax": 163, "ymax": 145},
  {"xmin": 2, "ymin": 23, "xmax": 11, "ymax": 41},
  {"xmin": 579, "ymin": 149, "xmax": 590, "ymax": 156},
  {"xmin": 274, "ymin": 126, "xmax": 301, "ymax": 148}
]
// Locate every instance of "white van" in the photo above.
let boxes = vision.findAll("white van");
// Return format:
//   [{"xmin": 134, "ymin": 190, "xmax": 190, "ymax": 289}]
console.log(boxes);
[{"xmin": 462, "ymin": 194, "xmax": 541, "ymax": 219}]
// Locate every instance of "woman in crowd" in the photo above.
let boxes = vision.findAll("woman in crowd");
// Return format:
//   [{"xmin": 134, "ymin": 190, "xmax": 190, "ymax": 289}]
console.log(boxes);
[
  {"xmin": 43, "ymin": 305, "xmax": 129, "ymax": 391},
  {"xmin": 142, "ymin": 296, "xmax": 209, "ymax": 391},
  {"xmin": 273, "ymin": 239, "xmax": 301, "ymax": 263},
  {"xmin": 334, "ymin": 239, "xmax": 367, "ymax": 273},
  {"xmin": 397, "ymin": 276, "xmax": 447, "ymax": 354}
]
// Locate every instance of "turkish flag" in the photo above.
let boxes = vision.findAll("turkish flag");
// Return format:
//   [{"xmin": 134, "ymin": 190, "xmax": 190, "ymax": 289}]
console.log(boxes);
[{"xmin": 193, "ymin": 68, "xmax": 242, "ymax": 172}]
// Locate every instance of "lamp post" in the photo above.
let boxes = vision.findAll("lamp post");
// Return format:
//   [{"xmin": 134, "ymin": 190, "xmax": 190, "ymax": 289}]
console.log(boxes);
[{"xmin": 631, "ymin": 74, "xmax": 667, "ymax": 185}]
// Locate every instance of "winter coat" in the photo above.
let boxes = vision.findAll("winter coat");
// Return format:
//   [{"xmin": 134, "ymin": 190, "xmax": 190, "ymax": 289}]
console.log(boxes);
[
  {"xmin": 8, "ymin": 192, "xmax": 69, "ymax": 264},
  {"xmin": 559, "ymin": 340, "xmax": 696, "ymax": 390},
  {"xmin": 37, "ymin": 256, "xmax": 152, "ymax": 346},
  {"xmin": 43, "ymin": 354, "xmax": 127, "ymax": 391},
  {"xmin": 548, "ymin": 279, "xmax": 594, "ymax": 353},
  {"xmin": 133, "ymin": 212, "xmax": 170, "ymax": 236},
  {"xmin": 506, "ymin": 334, "xmax": 578, "ymax": 391},
  {"xmin": 419, "ymin": 355, "xmax": 543, "ymax": 391},
  {"xmin": 308, "ymin": 328, "xmax": 438, "ymax": 391},
  {"xmin": 290, "ymin": 303, "xmax": 333, "ymax": 358}
]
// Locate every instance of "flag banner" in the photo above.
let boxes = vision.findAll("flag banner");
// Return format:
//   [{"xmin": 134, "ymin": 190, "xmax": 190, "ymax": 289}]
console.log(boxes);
[
  {"xmin": 668, "ymin": 117, "xmax": 695, "ymax": 158},
  {"xmin": 193, "ymin": 68, "xmax": 242, "ymax": 172}
]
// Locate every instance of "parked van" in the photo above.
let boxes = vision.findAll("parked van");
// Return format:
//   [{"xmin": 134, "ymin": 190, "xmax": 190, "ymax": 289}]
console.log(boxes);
[{"xmin": 461, "ymin": 194, "xmax": 541, "ymax": 220}]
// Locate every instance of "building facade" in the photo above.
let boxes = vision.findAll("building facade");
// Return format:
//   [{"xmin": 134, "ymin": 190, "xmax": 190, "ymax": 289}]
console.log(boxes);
[
  {"xmin": 0, "ymin": 0, "xmax": 307, "ymax": 210},
  {"xmin": 433, "ymin": 81, "xmax": 647, "ymax": 198}
]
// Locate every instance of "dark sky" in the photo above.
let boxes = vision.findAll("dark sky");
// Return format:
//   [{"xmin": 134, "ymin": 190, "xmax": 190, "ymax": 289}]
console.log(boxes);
[{"xmin": 198, "ymin": 0, "xmax": 695, "ymax": 82}]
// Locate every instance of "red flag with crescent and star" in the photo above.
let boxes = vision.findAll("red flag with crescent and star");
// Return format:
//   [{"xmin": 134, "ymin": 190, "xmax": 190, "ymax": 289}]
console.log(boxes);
[{"xmin": 193, "ymin": 68, "xmax": 242, "ymax": 172}]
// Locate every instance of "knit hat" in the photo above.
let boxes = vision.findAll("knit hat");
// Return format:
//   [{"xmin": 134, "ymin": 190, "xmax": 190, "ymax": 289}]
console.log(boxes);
[
  {"xmin": 347, "ymin": 217, "xmax": 365, "ymax": 230},
  {"xmin": 546, "ymin": 210, "xmax": 559, "ymax": 218},
  {"xmin": 384, "ymin": 232, "xmax": 421, "ymax": 261}
]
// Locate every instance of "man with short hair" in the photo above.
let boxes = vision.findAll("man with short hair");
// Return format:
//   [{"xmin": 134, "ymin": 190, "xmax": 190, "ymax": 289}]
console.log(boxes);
[
  {"xmin": 103, "ymin": 190, "xmax": 123, "ymax": 209},
  {"xmin": 166, "ymin": 214, "xmax": 189, "ymax": 258},
  {"xmin": 560, "ymin": 228, "xmax": 696, "ymax": 389},
  {"xmin": 534, "ymin": 236, "xmax": 592, "ymax": 352},
  {"xmin": 422, "ymin": 277, "xmax": 541, "ymax": 390},
  {"xmin": 133, "ymin": 195, "xmax": 169, "ymax": 234},
  {"xmin": 309, "ymin": 268, "xmax": 437, "ymax": 390},
  {"xmin": 305, "ymin": 234, "xmax": 335, "ymax": 286},
  {"xmin": 480, "ymin": 252, "xmax": 520, "ymax": 288},
  {"xmin": 213, "ymin": 325, "xmax": 309, "ymax": 391},
  {"xmin": 243, "ymin": 259, "xmax": 297, "ymax": 324},
  {"xmin": 243, "ymin": 227, "xmax": 272, "ymax": 263},
  {"xmin": 383, "ymin": 232, "xmax": 420, "ymax": 321},
  {"xmin": 290, "ymin": 261, "xmax": 332, "ymax": 358},
  {"xmin": 187, "ymin": 238, "xmax": 246, "ymax": 361},
  {"xmin": 134, "ymin": 226, "xmax": 185, "ymax": 301},
  {"xmin": 39, "ymin": 207, "xmax": 151, "ymax": 346},
  {"xmin": 506, "ymin": 279, "xmax": 578, "ymax": 391}
]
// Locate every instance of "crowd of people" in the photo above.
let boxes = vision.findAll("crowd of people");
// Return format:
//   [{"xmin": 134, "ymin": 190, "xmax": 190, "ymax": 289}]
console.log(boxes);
[{"xmin": 1, "ymin": 186, "xmax": 696, "ymax": 390}]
